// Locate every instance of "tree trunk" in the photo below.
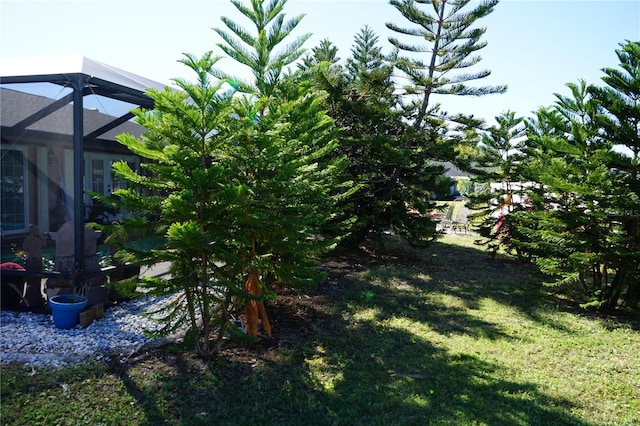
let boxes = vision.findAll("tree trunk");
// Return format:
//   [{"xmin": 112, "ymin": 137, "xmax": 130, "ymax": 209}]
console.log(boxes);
[
  {"xmin": 622, "ymin": 275, "xmax": 640, "ymax": 311},
  {"xmin": 604, "ymin": 267, "xmax": 626, "ymax": 310},
  {"xmin": 244, "ymin": 267, "xmax": 272, "ymax": 337}
]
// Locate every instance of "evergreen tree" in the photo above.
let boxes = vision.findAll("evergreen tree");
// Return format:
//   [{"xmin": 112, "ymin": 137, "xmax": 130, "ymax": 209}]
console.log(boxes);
[
  {"xmin": 386, "ymin": 0, "xmax": 506, "ymax": 130},
  {"xmin": 346, "ymin": 26, "xmax": 386, "ymax": 83},
  {"xmin": 291, "ymin": 1, "xmax": 504, "ymax": 249},
  {"xmin": 106, "ymin": 53, "xmax": 249, "ymax": 355},
  {"xmin": 589, "ymin": 41, "xmax": 640, "ymax": 310},
  {"xmin": 212, "ymin": 0, "xmax": 353, "ymax": 337},
  {"xmin": 311, "ymin": 0, "xmax": 502, "ymax": 247},
  {"xmin": 299, "ymin": 39, "xmax": 341, "ymax": 69},
  {"xmin": 298, "ymin": 28, "xmax": 450, "ymax": 247},
  {"xmin": 213, "ymin": 0, "xmax": 310, "ymax": 97},
  {"xmin": 513, "ymin": 56, "xmax": 640, "ymax": 311},
  {"xmin": 103, "ymin": 0, "xmax": 350, "ymax": 356},
  {"xmin": 467, "ymin": 111, "xmax": 526, "ymax": 260},
  {"xmin": 520, "ymin": 80, "xmax": 611, "ymax": 276}
]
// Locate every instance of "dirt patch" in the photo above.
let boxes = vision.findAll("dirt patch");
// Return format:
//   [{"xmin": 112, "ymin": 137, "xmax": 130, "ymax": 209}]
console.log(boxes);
[{"xmin": 115, "ymin": 241, "xmax": 408, "ymax": 375}]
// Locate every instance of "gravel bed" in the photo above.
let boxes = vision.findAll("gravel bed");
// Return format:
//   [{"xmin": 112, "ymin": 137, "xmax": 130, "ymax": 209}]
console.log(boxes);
[{"xmin": 0, "ymin": 294, "xmax": 183, "ymax": 368}]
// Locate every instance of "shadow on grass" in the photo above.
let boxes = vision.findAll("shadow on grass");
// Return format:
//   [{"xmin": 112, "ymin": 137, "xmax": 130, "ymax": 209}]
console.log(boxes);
[
  {"xmin": 425, "ymin": 238, "xmax": 638, "ymax": 331},
  {"xmin": 324, "ymin": 238, "xmax": 571, "ymax": 340},
  {"xmin": 378, "ymin": 237, "xmax": 604, "ymax": 334},
  {"xmin": 1, "ymin": 236, "xmax": 606, "ymax": 425},
  {"xmin": 0, "ymin": 361, "xmax": 146, "ymax": 425},
  {"xmin": 109, "ymin": 236, "xmax": 593, "ymax": 426},
  {"xmin": 302, "ymin": 325, "xmax": 584, "ymax": 425},
  {"xmin": 112, "ymin": 299, "xmax": 587, "ymax": 426}
]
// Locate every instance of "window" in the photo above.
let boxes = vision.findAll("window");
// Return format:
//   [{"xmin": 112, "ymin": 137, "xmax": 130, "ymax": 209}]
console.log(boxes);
[
  {"xmin": 91, "ymin": 159, "xmax": 105, "ymax": 194},
  {"xmin": 1, "ymin": 148, "xmax": 27, "ymax": 234},
  {"xmin": 84, "ymin": 153, "xmax": 137, "ymax": 223}
]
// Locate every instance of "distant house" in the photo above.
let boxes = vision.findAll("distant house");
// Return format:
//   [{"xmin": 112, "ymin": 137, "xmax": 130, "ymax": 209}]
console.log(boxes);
[
  {"xmin": 1, "ymin": 56, "xmax": 164, "ymax": 268},
  {"xmin": 442, "ymin": 161, "xmax": 472, "ymax": 199},
  {"xmin": 442, "ymin": 161, "xmax": 472, "ymax": 180}
]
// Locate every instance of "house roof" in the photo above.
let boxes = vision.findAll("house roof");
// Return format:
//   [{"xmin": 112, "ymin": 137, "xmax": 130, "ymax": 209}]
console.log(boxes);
[
  {"xmin": 443, "ymin": 161, "xmax": 471, "ymax": 179},
  {"xmin": 0, "ymin": 87, "xmax": 146, "ymax": 143},
  {"xmin": 0, "ymin": 56, "xmax": 165, "ymax": 107},
  {"xmin": 0, "ymin": 56, "xmax": 165, "ymax": 146}
]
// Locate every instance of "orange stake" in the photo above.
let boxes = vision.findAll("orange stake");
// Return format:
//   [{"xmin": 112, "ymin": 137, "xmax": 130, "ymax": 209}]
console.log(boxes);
[{"xmin": 244, "ymin": 268, "xmax": 271, "ymax": 336}]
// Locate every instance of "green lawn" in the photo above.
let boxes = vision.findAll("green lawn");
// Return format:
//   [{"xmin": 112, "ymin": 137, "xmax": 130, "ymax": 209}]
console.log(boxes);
[{"xmin": 1, "ymin": 235, "xmax": 638, "ymax": 425}]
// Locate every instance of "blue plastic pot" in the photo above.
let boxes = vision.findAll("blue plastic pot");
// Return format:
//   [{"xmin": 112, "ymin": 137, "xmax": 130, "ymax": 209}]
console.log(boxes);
[{"xmin": 49, "ymin": 295, "xmax": 88, "ymax": 329}]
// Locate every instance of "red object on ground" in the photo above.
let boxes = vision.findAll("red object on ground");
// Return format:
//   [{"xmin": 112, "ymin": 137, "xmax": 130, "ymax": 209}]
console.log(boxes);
[{"xmin": 0, "ymin": 262, "xmax": 25, "ymax": 270}]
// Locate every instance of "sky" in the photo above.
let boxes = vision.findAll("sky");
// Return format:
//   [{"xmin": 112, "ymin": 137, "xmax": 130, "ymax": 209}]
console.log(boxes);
[{"xmin": 1, "ymin": 0, "xmax": 639, "ymax": 125}]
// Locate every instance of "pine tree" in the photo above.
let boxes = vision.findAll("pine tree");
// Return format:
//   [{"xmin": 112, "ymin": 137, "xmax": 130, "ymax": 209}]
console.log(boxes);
[
  {"xmin": 107, "ymin": 53, "xmax": 250, "ymax": 355},
  {"xmin": 467, "ymin": 111, "xmax": 526, "ymax": 260},
  {"xmin": 323, "ymin": 0, "xmax": 504, "ymax": 247},
  {"xmin": 212, "ymin": 0, "xmax": 352, "ymax": 338},
  {"xmin": 298, "ymin": 28, "xmax": 450, "ymax": 247},
  {"xmin": 346, "ymin": 26, "xmax": 387, "ymax": 83},
  {"xmin": 103, "ymin": 0, "xmax": 351, "ymax": 355},
  {"xmin": 521, "ymin": 80, "xmax": 612, "ymax": 285},
  {"xmin": 386, "ymin": 0, "xmax": 506, "ymax": 130},
  {"xmin": 213, "ymin": 0, "xmax": 310, "ymax": 97},
  {"xmin": 299, "ymin": 39, "xmax": 341, "ymax": 69},
  {"xmin": 589, "ymin": 41, "xmax": 640, "ymax": 310},
  {"xmin": 514, "ymin": 70, "xmax": 639, "ymax": 311}
]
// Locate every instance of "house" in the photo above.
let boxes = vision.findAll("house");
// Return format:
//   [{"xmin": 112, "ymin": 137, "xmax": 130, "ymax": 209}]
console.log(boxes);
[
  {"xmin": 1, "ymin": 56, "xmax": 164, "ymax": 287},
  {"xmin": 442, "ymin": 161, "xmax": 472, "ymax": 199}
]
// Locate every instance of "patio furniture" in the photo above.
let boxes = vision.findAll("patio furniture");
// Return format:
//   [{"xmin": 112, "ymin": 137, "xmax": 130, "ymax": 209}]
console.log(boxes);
[
  {"xmin": 438, "ymin": 204, "xmax": 456, "ymax": 232},
  {"xmin": 452, "ymin": 206, "xmax": 470, "ymax": 234}
]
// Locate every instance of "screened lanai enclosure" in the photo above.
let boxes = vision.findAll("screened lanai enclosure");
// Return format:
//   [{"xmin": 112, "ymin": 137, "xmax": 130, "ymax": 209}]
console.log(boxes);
[{"xmin": 1, "ymin": 56, "xmax": 164, "ymax": 309}]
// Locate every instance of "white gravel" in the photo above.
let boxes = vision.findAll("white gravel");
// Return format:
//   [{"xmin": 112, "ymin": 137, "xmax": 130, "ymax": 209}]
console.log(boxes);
[{"xmin": 0, "ymin": 294, "xmax": 183, "ymax": 368}]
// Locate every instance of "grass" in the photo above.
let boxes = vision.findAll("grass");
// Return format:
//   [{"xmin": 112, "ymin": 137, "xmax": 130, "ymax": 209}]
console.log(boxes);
[{"xmin": 1, "ymin": 234, "xmax": 639, "ymax": 425}]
